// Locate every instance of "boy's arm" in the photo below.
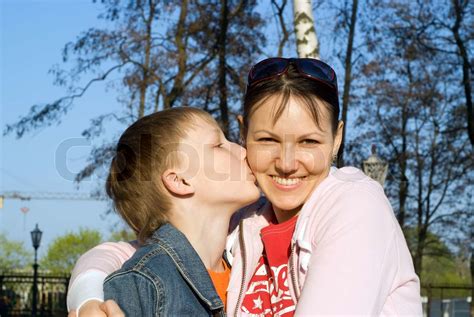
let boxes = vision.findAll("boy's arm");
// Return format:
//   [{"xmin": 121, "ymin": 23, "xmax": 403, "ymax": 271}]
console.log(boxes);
[
  {"xmin": 104, "ymin": 271, "xmax": 159, "ymax": 317},
  {"xmin": 67, "ymin": 241, "xmax": 137, "ymax": 312}
]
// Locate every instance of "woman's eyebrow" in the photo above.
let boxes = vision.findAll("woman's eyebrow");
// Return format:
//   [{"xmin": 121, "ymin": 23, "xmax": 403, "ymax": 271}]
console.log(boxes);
[
  {"xmin": 253, "ymin": 130, "xmax": 324, "ymax": 138},
  {"xmin": 253, "ymin": 129, "xmax": 277, "ymax": 135},
  {"xmin": 298, "ymin": 132, "xmax": 324, "ymax": 138}
]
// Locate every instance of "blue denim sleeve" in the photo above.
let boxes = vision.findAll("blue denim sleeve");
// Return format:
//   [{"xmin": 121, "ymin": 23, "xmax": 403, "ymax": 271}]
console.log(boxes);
[{"xmin": 104, "ymin": 271, "xmax": 159, "ymax": 316}]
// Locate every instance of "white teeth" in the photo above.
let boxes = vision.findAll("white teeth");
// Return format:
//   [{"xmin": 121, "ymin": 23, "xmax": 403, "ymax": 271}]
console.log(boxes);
[{"xmin": 272, "ymin": 176, "xmax": 303, "ymax": 186}]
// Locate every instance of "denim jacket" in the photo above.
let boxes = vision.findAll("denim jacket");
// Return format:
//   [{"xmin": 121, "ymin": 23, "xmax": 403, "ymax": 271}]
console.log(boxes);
[{"xmin": 103, "ymin": 223, "xmax": 225, "ymax": 316}]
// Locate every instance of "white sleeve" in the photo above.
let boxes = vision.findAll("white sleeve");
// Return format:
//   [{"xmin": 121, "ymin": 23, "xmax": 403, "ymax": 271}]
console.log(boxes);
[
  {"xmin": 67, "ymin": 270, "xmax": 108, "ymax": 312},
  {"xmin": 66, "ymin": 241, "xmax": 137, "ymax": 312}
]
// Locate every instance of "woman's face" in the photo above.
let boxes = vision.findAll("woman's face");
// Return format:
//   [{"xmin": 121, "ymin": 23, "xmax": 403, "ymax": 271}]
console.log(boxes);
[
  {"xmin": 246, "ymin": 95, "xmax": 342, "ymax": 220},
  {"xmin": 178, "ymin": 116, "xmax": 260, "ymax": 210}
]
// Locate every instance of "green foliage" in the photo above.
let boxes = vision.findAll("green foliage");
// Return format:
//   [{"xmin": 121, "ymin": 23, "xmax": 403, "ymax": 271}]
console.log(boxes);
[
  {"xmin": 0, "ymin": 233, "xmax": 32, "ymax": 271},
  {"xmin": 108, "ymin": 227, "xmax": 136, "ymax": 242},
  {"xmin": 422, "ymin": 256, "xmax": 470, "ymax": 285},
  {"xmin": 420, "ymin": 256, "xmax": 471, "ymax": 299},
  {"xmin": 40, "ymin": 228, "xmax": 102, "ymax": 274},
  {"xmin": 403, "ymin": 227, "xmax": 471, "ymax": 298},
  {"xmin": 404, "ymin": 228, "xmax": 452, "ymax": 261}
]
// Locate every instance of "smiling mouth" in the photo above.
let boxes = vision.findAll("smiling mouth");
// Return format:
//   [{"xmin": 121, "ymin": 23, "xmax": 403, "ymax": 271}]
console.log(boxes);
[{"xmin": 271, "ymin": 176, "xmax": 306, "ymax": 186}]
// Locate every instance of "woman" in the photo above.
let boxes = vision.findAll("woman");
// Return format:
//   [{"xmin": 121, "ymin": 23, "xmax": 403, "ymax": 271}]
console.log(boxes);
[{"xmin": 68, "ymin": 58, "xmax": 422, "ymax": 316}]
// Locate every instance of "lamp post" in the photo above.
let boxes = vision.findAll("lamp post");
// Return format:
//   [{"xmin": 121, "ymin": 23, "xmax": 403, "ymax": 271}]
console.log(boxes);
[
  {"xmin": 362, "ymin": 145, "xmax": 388, "ymax": 187},
  {"xmin": 30, "ymin": 223, "xmax": 42, "ymax": 317}
]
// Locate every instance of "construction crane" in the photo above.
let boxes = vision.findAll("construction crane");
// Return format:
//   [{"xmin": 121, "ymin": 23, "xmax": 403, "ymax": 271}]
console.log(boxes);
[{"xmin": 0, "ymin": 191, "xmax": 107, "ymax": 208}]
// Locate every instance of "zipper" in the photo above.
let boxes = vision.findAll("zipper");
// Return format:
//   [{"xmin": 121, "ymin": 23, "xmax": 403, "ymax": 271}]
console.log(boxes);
[
  {"xmin": 234, "ymin": 219, "xmax": 247, "ymax": 317},
  {"xmin": 288, "ymin": 241, "xmax": 300, "ymax": 301}
]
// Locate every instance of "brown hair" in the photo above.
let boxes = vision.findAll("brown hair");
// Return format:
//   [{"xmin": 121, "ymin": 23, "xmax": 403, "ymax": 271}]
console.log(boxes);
[
  {"xmin": 242, "ymin": 64, "xmax": 340, "ymax": 138},
  {"xmin": 106, "ymin": 107, "xmax": 216, "ymax": 243}
]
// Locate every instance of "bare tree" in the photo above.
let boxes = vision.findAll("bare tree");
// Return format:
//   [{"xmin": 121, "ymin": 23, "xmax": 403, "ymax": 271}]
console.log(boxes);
[
  {"xmin": 450, "ymin": 0, "xmax": 473, "ymax": 147},
  {"xmin": 3, "ymin": 0, "xmax": 266, "ymax": 182},
  {"xmin": 271, "ymin": 0, "xmax": 290, "ymax": 57},
  {"xmin": 335, "ymin": 0, "xmax": 359, "ymax": 167},
  {"xmin": 357, "ymin": 0, "xmax": 473, "ymax": 276},
  {"xmin": 402, "ymin": 0, "xmax": 474, "ymax": 148},
  {"xmin": 386, "ymin": 0, "xmax": 474, "ymax": 299}
]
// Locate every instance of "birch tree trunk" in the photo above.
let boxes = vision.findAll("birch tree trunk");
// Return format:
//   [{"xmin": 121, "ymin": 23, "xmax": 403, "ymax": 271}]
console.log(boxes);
[{"xmin": 293, "ymin": 0, "xmax": 319, "ymax": 58}]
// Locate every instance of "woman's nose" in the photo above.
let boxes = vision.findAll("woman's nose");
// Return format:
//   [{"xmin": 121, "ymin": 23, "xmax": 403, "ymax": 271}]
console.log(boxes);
[{"xmin": 275, "ymin": 144, "xmax": 298, "ymax": 174}]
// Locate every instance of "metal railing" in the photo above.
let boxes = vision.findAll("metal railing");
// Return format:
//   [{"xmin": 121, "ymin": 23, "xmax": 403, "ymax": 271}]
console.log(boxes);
[
  {"xmin": 421, "ymin": 284, "xmax": 473, "ymax": 317},
  {"xmin": 0, "ymin": 272, "xmax": 69, "ymax": 317},
  {"xmin": 0, "ymin": 274, "xmax": 472, "ymax": 317}
]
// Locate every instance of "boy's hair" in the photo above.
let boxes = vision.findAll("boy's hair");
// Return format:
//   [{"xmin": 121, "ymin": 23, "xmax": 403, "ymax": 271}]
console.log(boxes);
[{"xmin": 106, "ymin": 107, "xmax": 216, "ymax": 243}]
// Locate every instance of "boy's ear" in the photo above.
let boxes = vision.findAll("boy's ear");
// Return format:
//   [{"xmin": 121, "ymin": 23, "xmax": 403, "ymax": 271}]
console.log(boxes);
[{"xmin": 161, "ymin": 169, "xmax": 195, "ymax": 196}]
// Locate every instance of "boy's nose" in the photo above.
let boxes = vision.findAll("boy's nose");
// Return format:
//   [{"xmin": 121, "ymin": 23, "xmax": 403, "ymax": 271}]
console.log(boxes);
[{"xmin": 234, "ymin": 143, "xmax": 247, "ymax": 160}]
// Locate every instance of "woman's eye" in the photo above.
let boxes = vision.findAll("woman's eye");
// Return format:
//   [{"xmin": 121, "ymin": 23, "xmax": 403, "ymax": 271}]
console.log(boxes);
[
  {"xmin": 257, "ymin": 137, "xmax": 276, "ymax": 142},
  {"xmin": 301, "ymin": 139, "xmax": 319, "ymax": 144},
  {"xmin": 215, "ymin": 143, "xmax": 224, "ymax": 148}
]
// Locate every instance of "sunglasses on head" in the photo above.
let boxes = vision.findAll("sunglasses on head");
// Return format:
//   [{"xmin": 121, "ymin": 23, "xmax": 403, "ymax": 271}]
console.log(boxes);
[
  {"xmin": 247, "ymin": 57, "xmax": 339, "ymax": 109},
  {"xmin": 247, "ymin": 57, "xmax": 338, "ymax": 93}
]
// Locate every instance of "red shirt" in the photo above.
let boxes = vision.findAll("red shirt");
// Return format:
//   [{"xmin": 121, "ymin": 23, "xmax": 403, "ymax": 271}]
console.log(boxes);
[{"xmin": 241, "ymin": 215, "xmax": 298, "ymax": 316}]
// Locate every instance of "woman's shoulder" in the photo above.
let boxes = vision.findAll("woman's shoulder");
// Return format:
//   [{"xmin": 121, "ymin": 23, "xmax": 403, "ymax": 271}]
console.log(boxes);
[
  {"xmin": 92, "ymin": 240, "xmax": 139, "ymax": 253},
  {"xmin": 329, "ymin": 166, "xmax": 378, "ymax": 187},
  {"xmin": 304, "ymin": 166, "xmax": 396, "ymax": 230},
  {"xmin": 331, "ymin": 166, "xmax": 367, "ymax": 181},
  {"xmin": 323, "ymin": 166, "xmax": 386, "ymax": 200}
]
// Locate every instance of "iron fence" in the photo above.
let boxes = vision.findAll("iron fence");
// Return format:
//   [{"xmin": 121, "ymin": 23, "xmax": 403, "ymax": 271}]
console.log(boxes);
[
  {"xmin": 0, "ymin": 272, "xmax": 69, "ymax": 317},
  {"xmin": 0, "ymin": 273, "xmax": 472, "ymax": 317},
  {"xmin": 421, "ymin": 284, "xmax": 473, "ymax": 317}
]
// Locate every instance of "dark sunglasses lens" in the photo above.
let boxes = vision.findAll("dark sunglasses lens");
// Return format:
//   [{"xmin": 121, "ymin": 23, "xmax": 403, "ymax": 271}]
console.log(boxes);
[
  {"xmin": 250, "ymin": 59, "xmax": 288, "ymax": 83},
  {"xmin": 299, "ymin": 60, "xmax": 335, "ymax": 85}
]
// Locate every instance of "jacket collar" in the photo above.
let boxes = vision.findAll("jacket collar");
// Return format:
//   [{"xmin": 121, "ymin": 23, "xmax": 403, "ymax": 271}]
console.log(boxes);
[
  {"xmin": 147, "ymin": 223, "xmax": 224, "ymax": 311},
  {"xmin": 243, "ymin": 200, "xmax": 274, "ymax": 228}
]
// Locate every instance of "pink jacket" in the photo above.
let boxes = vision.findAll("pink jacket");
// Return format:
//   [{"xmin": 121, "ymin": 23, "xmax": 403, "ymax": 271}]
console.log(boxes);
[
  {"xmin": 68, "ymin": 167, "xmax": 422, "ymax": 316},
  {"xmin": 226, "ymin": 167, "xmax": 421, "ymax": 316}
]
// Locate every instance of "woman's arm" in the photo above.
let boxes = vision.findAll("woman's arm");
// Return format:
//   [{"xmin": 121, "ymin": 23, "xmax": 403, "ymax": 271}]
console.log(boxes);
[
  {"xmin": 295, "ymin": 184, "xmax": 418, "ymax": 315},
  {"xmin": 67, "ymin": 241, "xmax": 137, "ymax": 312}
]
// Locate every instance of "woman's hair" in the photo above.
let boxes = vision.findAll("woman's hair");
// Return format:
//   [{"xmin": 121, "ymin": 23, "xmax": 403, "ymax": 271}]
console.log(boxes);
[
  {"xmin": 242, "ymin": 64, "xmax": 340, "ymax": 138},
  {"xmin": 106, "ymin": 107, "xmax": 216, "ymax": 243}
]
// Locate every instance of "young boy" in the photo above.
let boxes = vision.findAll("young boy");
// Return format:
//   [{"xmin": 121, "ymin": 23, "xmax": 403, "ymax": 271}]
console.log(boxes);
[{"xmin": 101, "ymin": 107, "xmax": 260, "ymax": 316}]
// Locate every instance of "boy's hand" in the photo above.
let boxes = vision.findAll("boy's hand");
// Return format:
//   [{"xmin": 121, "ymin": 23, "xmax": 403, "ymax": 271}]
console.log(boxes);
[{"xmin": 68, "ymin": 299, "xmax": 125, "ymax": 317}]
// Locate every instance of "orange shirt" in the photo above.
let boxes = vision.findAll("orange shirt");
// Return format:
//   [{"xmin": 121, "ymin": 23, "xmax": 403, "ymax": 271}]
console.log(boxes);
[{"xmin": 207, "ymin": 260, "xmax": 231, "ymax": 309}]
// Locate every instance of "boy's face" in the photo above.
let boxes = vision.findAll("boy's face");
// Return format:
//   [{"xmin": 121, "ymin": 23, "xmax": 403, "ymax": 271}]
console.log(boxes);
[{"xmin": 175, "ymin": 116, "xmax": 260, "ymax": 210}]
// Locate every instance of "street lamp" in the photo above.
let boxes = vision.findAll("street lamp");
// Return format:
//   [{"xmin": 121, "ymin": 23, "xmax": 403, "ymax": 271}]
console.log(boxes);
[
  {"xmin": 362, "ymin": 145, "xmax": 388, "ymax": 187},
  {"xmin": 30, "ymin": 223, "xmax": 42, "ymax": 317}
]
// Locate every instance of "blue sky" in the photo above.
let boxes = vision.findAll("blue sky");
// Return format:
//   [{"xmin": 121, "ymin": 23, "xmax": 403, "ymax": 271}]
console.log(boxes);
[
  {"xmin": 0, "ymin": 0, "xmax": 355, "ymax": 254},
  {"xmin": 1, "ymin": 0, "xmax": 126, "ymax": 253}
]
